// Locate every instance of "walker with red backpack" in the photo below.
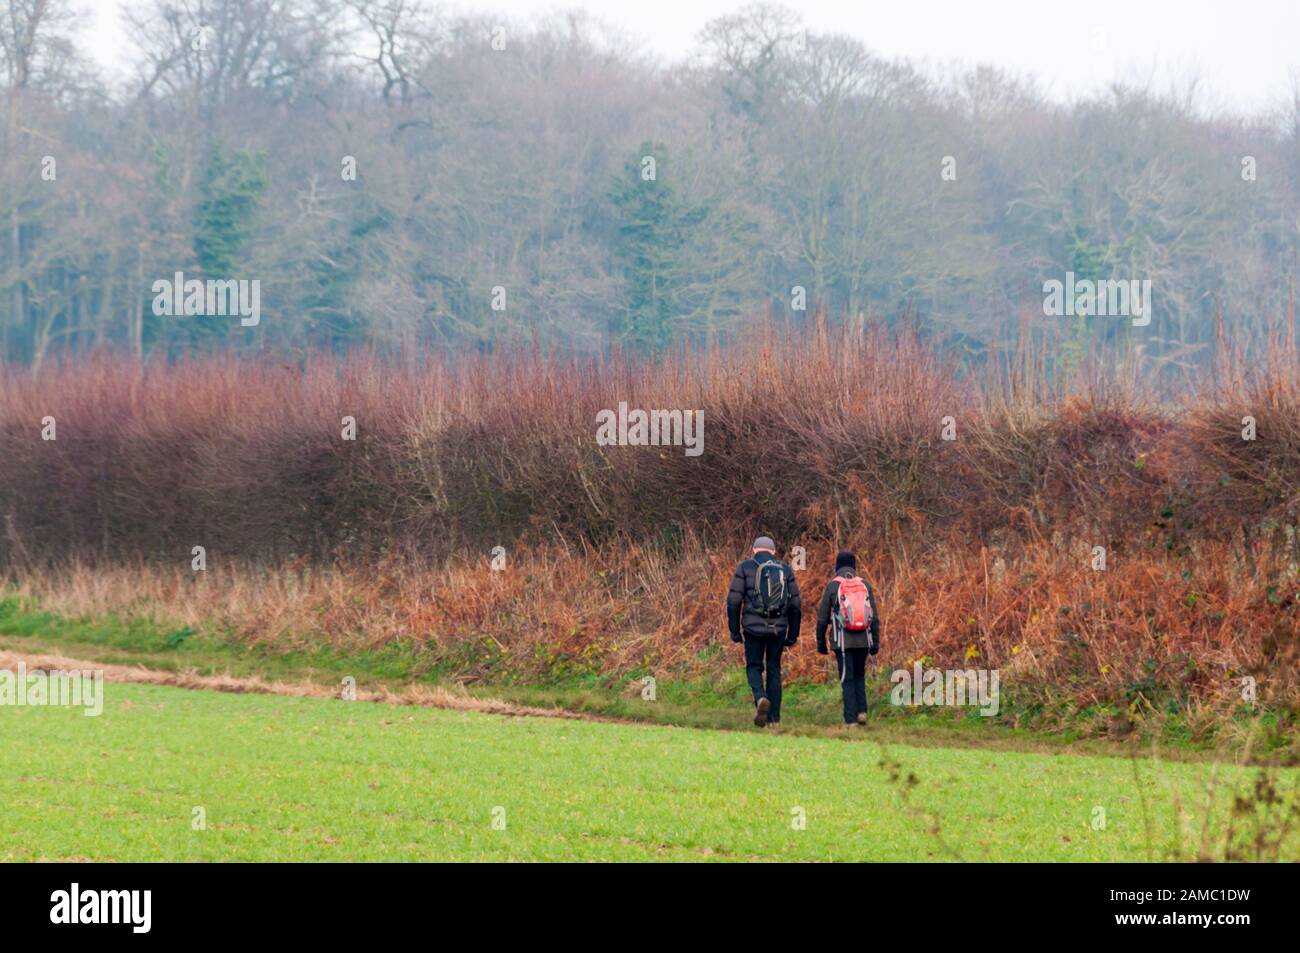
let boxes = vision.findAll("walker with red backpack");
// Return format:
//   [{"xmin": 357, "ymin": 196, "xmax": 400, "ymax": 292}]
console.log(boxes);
[{"xmin": 832, "ymin": 574, "xmax": 876, "ymax": 674}]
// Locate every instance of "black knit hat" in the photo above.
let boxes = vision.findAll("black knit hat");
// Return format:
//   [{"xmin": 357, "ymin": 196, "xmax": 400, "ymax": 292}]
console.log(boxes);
[{"xmin": 834, "ymin": 549, "xmax": 856, "ymax": 572}]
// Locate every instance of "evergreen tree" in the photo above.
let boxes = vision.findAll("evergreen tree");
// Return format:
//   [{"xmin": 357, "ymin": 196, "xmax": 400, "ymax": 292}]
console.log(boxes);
[
  {"xmin": 608, "ymin": 143, "xmax": 704, "ymax": 353},
  {"xmin": 183, "ymin": 144, "xmax": 266, "ymax": 350}
]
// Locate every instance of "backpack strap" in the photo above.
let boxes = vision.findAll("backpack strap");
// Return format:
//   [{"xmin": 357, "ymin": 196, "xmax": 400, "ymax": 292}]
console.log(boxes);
[{"xmin": 830, "ymin": 576, "xmax": 844, "ymax": 648}]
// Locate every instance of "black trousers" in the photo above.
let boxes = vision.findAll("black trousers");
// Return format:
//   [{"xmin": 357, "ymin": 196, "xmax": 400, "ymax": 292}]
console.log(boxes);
[
  {"xmin": 833, "ymin": 646, "xmax": 869, "ymax": 723},
  {"xmin": 743, "ymin": 635, "xmax": 785, "ymax": 721}
]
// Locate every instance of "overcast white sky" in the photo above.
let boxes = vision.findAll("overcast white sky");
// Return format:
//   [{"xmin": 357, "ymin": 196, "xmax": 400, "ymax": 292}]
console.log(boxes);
[{"xmin": 84, "ymin": 0, "xmax": 1300, "ymax": 115}]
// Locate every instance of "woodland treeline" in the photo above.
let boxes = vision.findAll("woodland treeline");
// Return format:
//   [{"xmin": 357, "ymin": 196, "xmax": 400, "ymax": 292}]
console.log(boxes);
[{"xmin": 2, "ymin": 1, "xmax": 1299, "ymax": 372}]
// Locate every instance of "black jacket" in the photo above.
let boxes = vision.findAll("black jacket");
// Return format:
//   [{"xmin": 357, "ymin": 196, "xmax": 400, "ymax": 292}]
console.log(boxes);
[
  {"xmin": 726, "ymin": 553, "xmax": 802, "ymax": 642},
  {"xmin": 815, "ymin": 570, "xmax": 880, "ymax": 654}
]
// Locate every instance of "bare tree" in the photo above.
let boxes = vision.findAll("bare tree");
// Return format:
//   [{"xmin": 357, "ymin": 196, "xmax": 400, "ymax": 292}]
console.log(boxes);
[
  {"xmin": 344, "ymin": 0, "xmax": 437, "ymax": 103},
  {"xmin": 127, "ymin": 0, "xmax": 344, "ymax": 111}
]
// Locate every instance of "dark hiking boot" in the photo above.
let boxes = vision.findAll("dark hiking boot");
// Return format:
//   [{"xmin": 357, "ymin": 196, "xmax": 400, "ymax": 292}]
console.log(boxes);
[{"xmin": 754, "ymin": 697, "xmax": 770, "ymax": 727}]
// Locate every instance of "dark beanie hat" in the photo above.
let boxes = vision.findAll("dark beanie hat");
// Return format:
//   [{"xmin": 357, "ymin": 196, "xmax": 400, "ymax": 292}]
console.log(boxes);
[{"xmin": 834, "ymin": 550, "xmax": 856, "ymax": 571}]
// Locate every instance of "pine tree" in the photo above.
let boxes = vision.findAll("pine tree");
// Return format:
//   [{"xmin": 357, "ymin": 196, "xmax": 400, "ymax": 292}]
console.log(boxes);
[{"xmin": 608, "ymin": 143, "xmax": 704, "ymax": 353}]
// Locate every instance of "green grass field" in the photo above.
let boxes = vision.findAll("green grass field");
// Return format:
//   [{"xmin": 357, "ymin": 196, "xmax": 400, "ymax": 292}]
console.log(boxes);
[{"xmin": 3, "ymin": 679, "xmax": 1296, "ymax": 861}]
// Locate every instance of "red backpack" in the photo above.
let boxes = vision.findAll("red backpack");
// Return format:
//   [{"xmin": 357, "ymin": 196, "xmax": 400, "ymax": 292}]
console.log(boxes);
[{"xmin": 834, "ymin": 575, "xmax": 873, "ymax": 638}]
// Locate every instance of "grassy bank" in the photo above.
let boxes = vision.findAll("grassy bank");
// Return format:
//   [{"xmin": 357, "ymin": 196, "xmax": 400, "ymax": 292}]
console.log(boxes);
[{"xmin": 2, "ymin": 593, "xmax": 1293, "ymax": 762}]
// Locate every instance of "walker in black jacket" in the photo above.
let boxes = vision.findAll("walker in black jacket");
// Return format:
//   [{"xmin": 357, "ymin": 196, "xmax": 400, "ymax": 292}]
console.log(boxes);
[
  {"xmin": 726, "ymin": 536, "xmax": 801, "ymax": 727},
  {"xmin": 814, "ymin": 550, "xmax": 880, "ymax": 725}
]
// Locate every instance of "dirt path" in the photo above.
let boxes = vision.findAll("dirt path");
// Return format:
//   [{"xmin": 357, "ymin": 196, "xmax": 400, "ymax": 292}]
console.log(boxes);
[{"xmin": 0, "ymin": 649, "xmax": 588, "ymax": 721}]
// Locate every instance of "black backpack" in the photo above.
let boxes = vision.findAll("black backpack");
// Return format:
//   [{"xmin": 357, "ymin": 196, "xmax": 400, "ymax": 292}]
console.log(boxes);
[{"xmin": 749, "ymin": 560, "xmax": 789, "ymax": 618}]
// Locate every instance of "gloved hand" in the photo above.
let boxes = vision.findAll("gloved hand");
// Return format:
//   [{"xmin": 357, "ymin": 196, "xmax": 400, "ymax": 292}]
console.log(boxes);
[
  {"xmin": 730, "ymin": 631, "xmax": 742, "ymax": 644},
  {"xmin": 816, "ymin": 641, "xmax": 828, "ymax": 655},
  {"xmin": 783, "ymin": 636, "xmax": 797, "ymax": 647}
]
